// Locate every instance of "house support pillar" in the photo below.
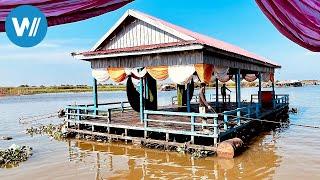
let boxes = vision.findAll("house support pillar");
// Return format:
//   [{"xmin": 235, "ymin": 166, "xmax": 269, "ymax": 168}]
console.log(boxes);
[
  {"xmin": 236, "ymin": 69, "xmax": 241, "ymax": 108},
  {"xmin": 93, "ymin": 78, "xmax": 98, "ymax": 115}
]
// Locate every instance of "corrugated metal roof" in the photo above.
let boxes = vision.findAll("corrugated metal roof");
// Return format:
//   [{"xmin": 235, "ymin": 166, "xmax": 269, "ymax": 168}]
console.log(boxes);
[
  {"xmin": 78, "ymin": 9, "xmax": 280, "ymax": 68},
  {"xmin": 82, "ymin": 41, "xmax": 198, "ymax": 56},
  {"xmin": 136, "ymin": 10, "xmax": 279, "ymax": 67}
]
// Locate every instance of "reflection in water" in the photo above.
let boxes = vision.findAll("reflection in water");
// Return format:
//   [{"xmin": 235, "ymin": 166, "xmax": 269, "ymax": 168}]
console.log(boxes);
[
  {"xmin": 4, "ymin": 87, "xmax": 320, "ymax": 179},
  {"xmin": 67, "ymin": 134, "xmax": 281, "ymax": 179}
]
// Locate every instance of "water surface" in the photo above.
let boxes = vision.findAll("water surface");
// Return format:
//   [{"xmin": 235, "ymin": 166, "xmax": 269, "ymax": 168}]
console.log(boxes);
[{"xmin": 0, "ymin": 87, "xmax": 319, "ymax": 179}]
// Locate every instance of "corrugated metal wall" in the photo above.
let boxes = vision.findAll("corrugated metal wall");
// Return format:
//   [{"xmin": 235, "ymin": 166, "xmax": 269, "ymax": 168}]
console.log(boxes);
[{"xmin": 103, "ymin": 19, "xmax": 182, "ymax": 50}]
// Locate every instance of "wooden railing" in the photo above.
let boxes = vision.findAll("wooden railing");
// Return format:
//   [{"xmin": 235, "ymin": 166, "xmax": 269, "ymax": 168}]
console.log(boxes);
[
  {"xmin": 273, "ymin": 94, "xmax": 289, "ymax": 108},
  {"xmin": 65, "ymin": 101, "xmax": 131, "ymax": 121},
  {"xmin": 143, "ymin": 110, "xmax": 219, "ymax": 145},
  {"xmin": 64, "ymin": 94, "xmax": 289, "ymax": 146},
  {"xmin": 223, "ymin": 94, "xmax": 289, "ymax": 131},
  {"xmin": 222, "ymin": 103, "xmax": 261, "ymax": 131},
  {"xmin": 171, "ymin": 94, "xmax": 230, "ymax": 105},
  {"xmin": 251, "ymin": 94, "xmax": 289, "ymax": 105}
]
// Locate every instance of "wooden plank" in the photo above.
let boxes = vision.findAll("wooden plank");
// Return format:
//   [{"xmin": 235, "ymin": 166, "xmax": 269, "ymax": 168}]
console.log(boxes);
[
  {"xmin": 66, "ymin": 119, "xmax": 145, "ymax": 131},
  {"xmin": 145, "ymin": 118, "xmax": 217, "ymax": 127},
  {"xmin": 144, "ymin": 110, "xmax": 218, "ymax": 118},
  {"xmin": 103, "ymin": 19, "xmax": 181, "ymax": 50},
  {"xmin": 68, "ymin": 129, "xmax": 216, "ymax": 152},
  {"xmin": 145, "ymin": 127, "xmax": 218, "ymax": 138}
]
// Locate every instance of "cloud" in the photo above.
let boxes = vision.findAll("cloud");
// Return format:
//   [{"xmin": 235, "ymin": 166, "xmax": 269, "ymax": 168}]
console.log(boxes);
[{"xmin": 0, "ymin": 37, "xmax": 93, "ymax": 64}]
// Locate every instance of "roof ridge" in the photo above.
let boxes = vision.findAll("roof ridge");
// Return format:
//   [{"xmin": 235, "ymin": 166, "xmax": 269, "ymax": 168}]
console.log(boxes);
[{"xmin": 129, "ymin": 9, "xmax": 279, "ymax": 66}]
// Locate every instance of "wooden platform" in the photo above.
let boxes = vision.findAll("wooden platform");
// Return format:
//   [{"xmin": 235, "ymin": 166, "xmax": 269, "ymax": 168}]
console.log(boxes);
[{"xmin": 65, "ymin": 95, "xmax": 289, "ymax": 152}]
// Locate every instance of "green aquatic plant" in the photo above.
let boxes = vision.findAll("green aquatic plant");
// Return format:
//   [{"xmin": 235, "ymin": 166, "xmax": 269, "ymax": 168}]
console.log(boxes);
[
  {"xmin": 26, "ymin": 123, "xmax": 68, "ymax": 140},
  {"xmin": 191, "ymin": 150, "xmax": 212, "ymax": 158},
  {"xmin": 0, "ymin": 144, "xmax": 32, "ymax": 168},
  {"xmin": 176, "ymin": 146, "xmax": 186, "ymax": 154}
]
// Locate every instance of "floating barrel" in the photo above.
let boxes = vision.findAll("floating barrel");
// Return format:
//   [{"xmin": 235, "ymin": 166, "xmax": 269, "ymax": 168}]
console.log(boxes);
[{"xmin": 217, "ymin": 138, "xmax": 244, "ymax": 158}]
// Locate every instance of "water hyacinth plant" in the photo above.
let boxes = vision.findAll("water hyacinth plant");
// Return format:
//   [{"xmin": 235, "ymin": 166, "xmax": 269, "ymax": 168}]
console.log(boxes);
[
  {"xmin": 0, "ymin": 144, "xmax": 33, "ymax": 168},
  {"xmin": 26, "ymin": 123, "xmax": 67, "ymax": 140}
]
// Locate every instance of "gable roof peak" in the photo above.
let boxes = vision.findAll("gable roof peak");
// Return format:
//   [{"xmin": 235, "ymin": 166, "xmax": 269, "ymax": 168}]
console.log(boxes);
[{"xmin": 91, "ymin": 9, "xmax": 195, "ymax": 51}]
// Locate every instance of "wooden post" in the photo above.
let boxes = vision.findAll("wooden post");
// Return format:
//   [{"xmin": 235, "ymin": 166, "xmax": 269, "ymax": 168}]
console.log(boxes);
[
  {"xmin": 76, "ymin": 107, "xmax": 80, "ymax": 121},
  {"xmin": 145, "ymin": 77, "xmax": 149, "ymax": 99},
  {"xmin": 236, "ymin": 108, "xmax": 241, "ymax": 126},
  {"xmin": 190, "ymin": 116, "xmax": 195, "ymax": 144},
  {"xmin": 124, "ymin": 129, "xmax": 128, "ymax": 143},
  {"xmin": 186, "ymin": 83, "xmax": 191, "ymax": 112},
  {"xmin": 258, "ymin": 72, "xmax": 262, "ymax": 104},
  {"xmin": 223, "ymin": 113, "xmax": 228, "ymax": 130},
  {"xmin": 107, "ymin": 109, "xmax": 111, "ymax": 123},
  {"xmin": 166, "ymin": 133, "xmax": 169, "ymax": 142},
  {"xmin": 272, "ymin": 80, "xmax": 276, "ymax": 109},
  {"xmin": 213, "ymin": 114, "xmax": 218, "ymax": 146},
  {"xmin": 107, "ymin": 109, "xmax": 111, "ymax": 133},
  {"xmin": 236, "ymin": 69, "xmax": 241, "ymax": 108},
  {"xmin": 144, "ymin": 113, "xmax": 148, "ymax": 138},
  {"xmin": 255, "ymin": 103, "xmax": 260, "ymax": 117},
  {"xmin": 93, "ymin": 78, "xmax": 98, "ymax": 115},
  {"xmin": 215, "ymin": 78, "xmax": 219, "ymax": 108},
  {"xmin": 139, "ymin": 78, "xmax": 144, "ymax": 123}
]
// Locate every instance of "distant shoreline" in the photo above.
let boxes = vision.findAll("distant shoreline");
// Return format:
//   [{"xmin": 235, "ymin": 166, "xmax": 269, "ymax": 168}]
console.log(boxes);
[
  {"xmin": 0, "ymin": 85, "xmax": 126, "ymax": 97},
  {"xmin": 1, "ymin": 80, "xmax": 319, "ymax": 97}
]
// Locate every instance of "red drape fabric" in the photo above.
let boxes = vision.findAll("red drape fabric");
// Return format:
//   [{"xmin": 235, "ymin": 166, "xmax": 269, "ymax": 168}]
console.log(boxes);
[
  {"xmin": 256, "ymin": 0, "xmax": 320, "ymax": 52},
  {"xmin": 0, "ymin": 0, "xmax": 133, "ymax": 32},
  {"xmin": 194, "ymin": 64, "xmax": 214, "ymax": 84}
]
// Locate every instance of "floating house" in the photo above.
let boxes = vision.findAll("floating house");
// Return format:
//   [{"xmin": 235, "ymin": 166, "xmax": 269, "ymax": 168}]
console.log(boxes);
[
  {"xmin": 67, "ymin": 10, "xmax": 289, "ymax": 156},
  {"xmin": 276, "ymin": 80, "xmax": 303, "ymax": 87}
]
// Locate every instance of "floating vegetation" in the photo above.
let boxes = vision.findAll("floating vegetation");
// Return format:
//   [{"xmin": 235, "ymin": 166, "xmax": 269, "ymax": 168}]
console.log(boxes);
[
  {"xmin": 176, "ymin": 146, "xmax": 186, "ymax": 154},
  {"xmin": 0, "ymin": 144, "xmax": 33, "ymax": 168},
  {"xmin": 26, "ymin": 123, "xmax": 68, "ymax": 140},
  {"xmin": 191, "ymin": 150, "xmax": 213, "ymax": 158},
  {"xmin": 176, "ymin": 145, "xmax": 213, "ymax": 158}
]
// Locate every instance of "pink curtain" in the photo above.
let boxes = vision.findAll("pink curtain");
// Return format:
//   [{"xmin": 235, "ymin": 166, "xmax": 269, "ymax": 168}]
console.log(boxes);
[
  {"xmin": 256, "ymin": 0, "xmax": 320, "ymax": 52},
  {"xmin": 0, "ymin": 0, "xmax": 133, "ymax": 32}
]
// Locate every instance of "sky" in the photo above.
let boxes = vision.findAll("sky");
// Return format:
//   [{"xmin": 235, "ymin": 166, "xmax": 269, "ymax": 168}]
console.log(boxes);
[{"xmin": 0, "ymin": 0, "xmax": 319, "ymax": 86}]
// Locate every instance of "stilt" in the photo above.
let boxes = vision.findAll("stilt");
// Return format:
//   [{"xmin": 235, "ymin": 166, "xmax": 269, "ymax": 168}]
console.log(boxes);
[
  {"xmin": 186, "ymin": 83, "xmax": 191, "ymax": 112},
  {"xmin": 215, "ymin": 78, "xmax": 219, "ymax": 108},
  {"xmin": 139, "ymin": 78, "xmax": 144, "ymax": 123},
  {"xmin": 166, "ymin": 133, "xmax": 169, "ymax": 142},
  {"xmin": 93, "ymin": 78, "xmax": 98, "ymax": 115},
  {"xmin": 236, "ymin": 69, "xmax": 241, "ymax": 108},
  {"xmin": 124, "ymin": 129, "xmax": 128, "ymax": 143},
  {"xmin": 191, "ymin": 116, "xmax": 195, "ymax": 144},
  {"xmin": 272, "ymin": 80, "xmax": 275, "ymax": 108},
  {"xmin": 258, "ymin": 72, "xmax": 262, "ymax": 104}
]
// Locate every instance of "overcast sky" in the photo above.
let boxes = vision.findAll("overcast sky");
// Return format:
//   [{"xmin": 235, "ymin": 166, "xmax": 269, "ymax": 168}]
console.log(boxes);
[{"xmin": 0, "ymin": 0, "xmax": 319, "ymax": 86}]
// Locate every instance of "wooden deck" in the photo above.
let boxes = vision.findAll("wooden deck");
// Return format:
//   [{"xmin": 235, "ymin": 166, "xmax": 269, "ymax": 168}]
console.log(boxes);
[{"xmin": 65, "ymin": 95, "xmax": 289, "ymax": 152}]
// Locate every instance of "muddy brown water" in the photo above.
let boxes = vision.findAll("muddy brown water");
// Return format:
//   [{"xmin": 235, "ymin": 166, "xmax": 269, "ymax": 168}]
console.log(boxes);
[{"xmin": 1, "ymin": 87, "xmax": 320, "ymax": 179}]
